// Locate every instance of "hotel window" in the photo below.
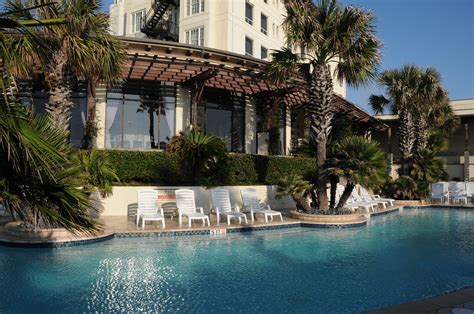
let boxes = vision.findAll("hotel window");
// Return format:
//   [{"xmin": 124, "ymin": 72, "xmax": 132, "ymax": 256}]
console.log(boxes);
[
  {"xmin": 131, "ymin": 9, "xmax": 146, "ymax": 33},
  {"xmin": 245, "ymin": 2, "xmax": 253, "ymax": 25},
  {"xmin": 186, "ymin": 0, "xmax": 205, "ymax": 16},
  {"xmin": 261, "ymin": 46, "xmax": 268, "ymax": 59},
  {"xmin": 186, "ymin": 26, "xmax": 204, "ymax": 46},
  {"xmin": 261, "ymin": 14, "xmax": 268, "ymax": 35},
  {"xmin": 199, "ymin": 88, "xmax": 245, "ymax": 153},
  {"xmin": 105, "ymin": 80, "xmax": 176, "ymax": 150},
  {"xmin": 245, "ymin": 36, "xmax": 253, "ymax": 56}
]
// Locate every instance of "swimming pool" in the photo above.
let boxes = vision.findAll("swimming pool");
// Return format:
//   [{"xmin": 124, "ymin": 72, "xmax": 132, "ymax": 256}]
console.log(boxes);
[{"xmin": 0, "ymin": 208, "xmax": 473, "ymax": 313}]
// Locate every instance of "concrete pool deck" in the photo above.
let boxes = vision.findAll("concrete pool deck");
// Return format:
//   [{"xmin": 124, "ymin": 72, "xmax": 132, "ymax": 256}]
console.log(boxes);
[{"xmin": 366, "ymin": 286, "xmax": 474, "ymax": 314}]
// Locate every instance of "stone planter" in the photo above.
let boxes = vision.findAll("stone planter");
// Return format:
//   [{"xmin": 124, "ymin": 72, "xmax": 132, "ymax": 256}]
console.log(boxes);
[
  {"xmin": 3, "ymin": 221, "xmax": 99, "ymax": 241},
  {"xmin": 290, "ymin": 211, "xmax": 366, "ymax": 223}
]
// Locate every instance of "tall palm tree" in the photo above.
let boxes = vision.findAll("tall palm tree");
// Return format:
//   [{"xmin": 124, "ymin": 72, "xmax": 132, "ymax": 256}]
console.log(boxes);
[
  {"xmin": 327, "ymin": 136, "xmax": 387, "ymax": 211},
  {"xmin": 4, "ymin": 0, "xmax": 126, "ymax": 146},
  {"xmin": 370, "ymin": 65, "xmax": 454, "ymax": 167},
  {"xmin": 268, "ymin": 0, "xmax": 381, "ymax": 210},
  {"xmin": 0, "ymin": 6, "xmax": 99, "ymax": 232}
]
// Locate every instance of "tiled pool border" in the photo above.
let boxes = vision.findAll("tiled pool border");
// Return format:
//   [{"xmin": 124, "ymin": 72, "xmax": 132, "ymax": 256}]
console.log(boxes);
[{"xmin": 1, "ymin": 205, "xmax": 445, "ymax": 249}]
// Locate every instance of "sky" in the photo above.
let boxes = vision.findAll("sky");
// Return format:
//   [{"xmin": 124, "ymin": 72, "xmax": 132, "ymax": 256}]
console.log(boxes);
[{"xmin": 339, "ymin": 0, "xmax": 474, "ymax": 113}]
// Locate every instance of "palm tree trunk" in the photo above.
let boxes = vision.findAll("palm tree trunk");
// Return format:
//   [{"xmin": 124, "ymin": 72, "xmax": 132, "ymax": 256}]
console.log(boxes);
[
  {"xmin": 45, "ymin": 49, "xmax": 74, "ymax": 132},
  {"xmin": 414, "ymin": 117, "xmax": 428, "ymax": 151},
  {"xmin": 293, "ymin": 194, "xmax": 311, "ymax": 212},
  {"xmin": 308, "ymin": 64, "xmax": 334, "ymax": 211},
  {"xmin": 336, "ymin": 181, "xmax": 355, "ymax": 211},
  {"xmin": 81, "ymin": 80, "xmax": 98, "ymax": 149},
  {"xmin": 398, "ymin": 109, "xmax": 415, "ymax": 175},
  {"xmin": 329, "ymin": 174, "xmax": 339, "ymax": 209}
]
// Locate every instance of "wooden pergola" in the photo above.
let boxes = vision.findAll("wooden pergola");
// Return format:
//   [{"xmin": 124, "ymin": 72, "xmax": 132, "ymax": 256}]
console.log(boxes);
[{"xmin": 119, "ymin": 37, "xmax": 385, "ymax": 130}]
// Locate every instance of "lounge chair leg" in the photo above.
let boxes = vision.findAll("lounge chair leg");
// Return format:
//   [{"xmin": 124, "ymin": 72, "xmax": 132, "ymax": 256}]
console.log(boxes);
[
  {"xmin": 244, "ymin": 215, "xmax": 248, "ymax": 224},
  {"xmin": 238, "ymin": 217, "xmax": 242, "ymax": 224},
  {"xmin": 142, "ymin": 219, "xmax": 145, "ymax": 230},
  {"xmin": 207, "ymin": 217, "xmax": 210, "ymax": 227},
  {"xmin": 280, "ymin": 214, "xmax": 283, "ymax": 221},
  {"xmin": 265, "ymin": 215, "xmax": 268, "ymax": 223},
  {"xmin": 189, "ymin": 218, "xmax": 191, "ymax": 228},
  {"xmin": 217, "ymin": 214, "xmax": 220, "ymax": 226},
  {"xmin": 162, "ymin": 220, "xmax": 165, "ymax": 229},
  {"xmin": 202, "ymin": 219, "xmax": 205, "ymax": 227}
]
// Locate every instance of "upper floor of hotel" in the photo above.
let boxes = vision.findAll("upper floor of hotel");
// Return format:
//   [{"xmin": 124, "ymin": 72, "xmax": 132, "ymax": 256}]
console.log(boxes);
[{"xmin": 109, "ymin": 0, "xmax": 346, "ymax": 98}]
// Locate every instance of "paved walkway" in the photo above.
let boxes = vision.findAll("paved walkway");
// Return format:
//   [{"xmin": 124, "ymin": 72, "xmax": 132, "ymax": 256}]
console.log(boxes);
[{"xmin": 366, "ymin": 286, "xmax": 474, "ymax": 314}]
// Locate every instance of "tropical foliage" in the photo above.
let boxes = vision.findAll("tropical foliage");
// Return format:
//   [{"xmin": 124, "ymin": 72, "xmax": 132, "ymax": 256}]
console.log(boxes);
[
  {"xmin": 370, "ymin": 65, "xmax": 458, "ymax": 171},
  {"xmin": 269, "ymin": 0, "xmax": 381, "ymax": 210},
  {"xmin": 0, "ymin": 4, "xmax": 106, "ymax": 232},
  {"xmin": 166, "ymin": 130, "xmax": 229, "ymax": 185},
  {"xmin": 74, "ymin": 150, "xmax": 119, "ymax": 198},
  {"xmin": 4, "ymin": 0, "xmax": 126, "ymax": 148},
  {"xmin": 327, "ymin": 136, "xmax": 387, "ymax": 211},
  {"xmin": 275, "ymin": 174, "xmax": 312, "ymax": 212}
]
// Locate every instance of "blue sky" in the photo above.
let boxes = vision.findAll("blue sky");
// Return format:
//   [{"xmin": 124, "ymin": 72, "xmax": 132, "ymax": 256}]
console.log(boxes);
[
  {"xmin": 340, "ymin": 0, "xmax": 474, "ymax": 113},
  {"xmin": 107, "ymin": 0, "xmax": 474, "ymax": 113}
]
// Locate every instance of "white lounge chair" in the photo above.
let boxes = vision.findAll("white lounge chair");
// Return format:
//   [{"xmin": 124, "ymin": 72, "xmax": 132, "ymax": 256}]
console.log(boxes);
[
  {"xmin": 137, "ymin": 190, "xmax": 166, "ymax": 230},
  {"xmin": 353, "ymin": 187, "xmax": 388, "ymax": 209},
  {"xmin": 431, "ymin": 182, "xmax": 448, "ymax": 203},
  {"xmin": 450, "ymin": 182, "xmax": 468, "ymax": 204},
  {"xmin": 240, "ymin": 188, "xmax": 283, "ymax": 223},
  {"xmin": 337, "ymin": 184, "xmax": 377, "ymax": 213},
  {"xmin": 359, "ymin": 186, "xmax": 394, "ymax": 207},
  {"xmin": 211, "ymin": 188, "xmax": 248, "ymax": 225},
  {"xmin": 175, "ymin": 189, "xmax": 210, "ymax": 228},
  {"xmin": 334, "ymin": 186, "xmax": 359, "ymax": 211},
  {"xmin": 465, "ymin": 182, "xmax": 474, "ymax": 203}
]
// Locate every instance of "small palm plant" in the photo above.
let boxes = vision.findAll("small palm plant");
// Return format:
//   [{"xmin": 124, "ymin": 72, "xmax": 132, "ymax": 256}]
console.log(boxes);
[
  {"xmin": 410, "ymin": 148, "xmax": 446, "ymax": 183},
  {"xmin": 327, "ymin": 136, "xmax": 387, "ymax": 212},
  {"xmin": 74, "ymin": 150, "xmax": 119, "ymax": 198},
  {"xmin": 276, "ymin": 174, "xmax": 312, "ymax": 213},
  {"xmin": 167, "ymin": 130, "xmax": 228, "ymax": 185}
]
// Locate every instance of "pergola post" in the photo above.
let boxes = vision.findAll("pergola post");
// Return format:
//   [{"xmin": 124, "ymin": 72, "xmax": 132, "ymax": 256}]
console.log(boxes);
[{"xmin": 182, "ymin": 69, "xmax": 219, "ymax": 128}]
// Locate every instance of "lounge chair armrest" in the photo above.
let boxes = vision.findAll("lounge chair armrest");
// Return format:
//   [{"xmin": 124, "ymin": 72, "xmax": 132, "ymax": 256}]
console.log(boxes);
[
  {"xmin": 211, "ymin": 207, "xmax": 219, "ymax": 215},
  {"xmin": 232, "ymin": 205, "xmax": 240, "ymax": 212},
  {"xmin": 196, "ymin": 207, "xmax": 204, "ymax": 214},
  {"xmin": 159, "ymin": 207, "xmax": 164, "ymax": 216}
]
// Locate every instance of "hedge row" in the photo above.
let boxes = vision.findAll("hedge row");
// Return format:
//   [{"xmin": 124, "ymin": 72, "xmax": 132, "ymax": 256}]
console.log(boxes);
[{"xmin": 98, "ymin": 150, "xmax": 316, "ymax": 186}]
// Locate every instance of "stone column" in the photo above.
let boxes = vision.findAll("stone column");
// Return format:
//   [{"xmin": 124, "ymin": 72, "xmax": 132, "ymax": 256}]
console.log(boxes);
[{"xmin": 94, "ymin": 83, "xmax": 107, "ymax": 149}]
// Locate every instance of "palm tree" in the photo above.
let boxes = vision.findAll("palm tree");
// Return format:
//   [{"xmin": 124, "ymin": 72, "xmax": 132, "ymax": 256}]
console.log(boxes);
[
  {"xmin": 370, "ymin": 65, "xmax": 454, "ymax": 167},
  {"xmin": 269, "ymin": 0, "xmax": 381, "ymax": 210},
  {"xmin": 4, "ymin": 0, "xmax": 126, "ymax": 146},
  {"xmin": 410, "ymin": 148, "xmax": 446, "ymax": 183},
  {"xmin": 327, "ymin": 136, "xmax": 387, "ymax": 211},
  {"xmin": 275, "ymin": 174, "xmax": 312, "ymax": 212},
  {"xmin": 0, "ymin": 6, "xmax": 99, "ymax": 233}
]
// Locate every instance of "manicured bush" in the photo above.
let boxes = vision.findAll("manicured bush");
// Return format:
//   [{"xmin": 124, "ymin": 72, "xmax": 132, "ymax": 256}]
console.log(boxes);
[
  {"xmin": 227, "ymin": 154, "xmax": 259, "ymax": 185},
  {"xmin": 95, "ymin": 150, "xmax": 315, "ymax": 186},
  {"xmin": 100, "ymin": 150, "xmax": 182, "ymax": 185}
]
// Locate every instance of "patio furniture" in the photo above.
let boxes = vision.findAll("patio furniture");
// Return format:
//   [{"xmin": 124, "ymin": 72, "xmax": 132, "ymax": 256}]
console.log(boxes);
[
  {"xmin": 211, "ymin": 188, "xmax": 248, "ymax": 225},
  {"xmin": 337, "ymin": 184, "xmax": 377, "ymax": 213},
  {"xmin": 450, "ymin": 182, "xmax": 468, "ymax": 204},
  {"xmin": 353, "ymin": 187, "xmax": 388, "ymax": 209},
  {"xmin": 137, "ymin": 189, "xmax": 166, "ymax": 229},
  {"xmin": 431, "ymin": 182, "xmax": 449, "ymax": 203},
  {"xmin": 175, "ymin": 189, "xmax": 210, "ymax": 228},
  {"xmin": 465, "ymin": 182, "xmax": 474, "ymax": 203},
  {"xmin": 240, "ymin": 188, "xmax": 283, "ymax": 223},
  {"xmin": 359, "ymin": 186, "xmax": 394, "ymax": 207}
]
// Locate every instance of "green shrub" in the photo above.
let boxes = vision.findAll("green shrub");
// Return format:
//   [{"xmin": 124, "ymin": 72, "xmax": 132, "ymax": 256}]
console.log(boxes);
[
  {"xmin": 264, "ymin": 156, "xmax": 316, "ymax": 185},
  {"xmin": 95, "ymin": 150, "xmax": 315, "ymax": 186},
  {"xmin": 101, "ymin": 150, "xmax": 182, "ymax": 185},
  {"xmin": 227, "ymin": 154, "xmax": 259, "ymax": 185}
]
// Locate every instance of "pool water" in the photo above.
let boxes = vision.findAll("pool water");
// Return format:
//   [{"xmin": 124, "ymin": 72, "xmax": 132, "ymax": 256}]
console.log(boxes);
[{"xmin": 0, "ymin": 208, "xmax": 473, "ymax": 313}]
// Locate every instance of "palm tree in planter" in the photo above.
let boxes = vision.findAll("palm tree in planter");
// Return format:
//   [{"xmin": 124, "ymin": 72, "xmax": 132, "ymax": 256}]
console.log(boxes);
[
  {"xmin": 327, "ymin": 136, "xmax": 387, "ymax": 212},
  {"xmin": 275, "ymin": 174, "xmax": 312, "ymax": 213},
  {"xmin": 4, "ymin": 0, "xmax": 126, "ymax": 144},
  {"xmin": 268, "ymin": 0, "xmax": 381, "ymax": 210}
]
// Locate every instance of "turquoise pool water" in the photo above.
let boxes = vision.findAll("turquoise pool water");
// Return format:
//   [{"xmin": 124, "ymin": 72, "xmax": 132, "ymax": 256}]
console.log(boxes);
[{"xmin": 0, "ymin": 208, "xmax": 473, "ymax": 313}]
